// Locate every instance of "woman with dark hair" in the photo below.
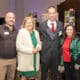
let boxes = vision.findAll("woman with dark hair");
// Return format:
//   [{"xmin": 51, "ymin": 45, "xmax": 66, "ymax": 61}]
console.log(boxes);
[{"xmin": 58, "ymin": 24, "xmax": 80, "ymax": 80}]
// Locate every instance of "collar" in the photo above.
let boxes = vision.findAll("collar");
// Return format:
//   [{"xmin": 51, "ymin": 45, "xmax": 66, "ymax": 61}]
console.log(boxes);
[
  {"xmin": 3, "ymin": 24, "xmax": 15, "ymax": 31},
  {"xmin": 47, "ymin": 20, "xmax": 56, "ymax": 24},
  {"xmin": 47, "ymin": 20, "xmax": 57, "ymax": 29}
]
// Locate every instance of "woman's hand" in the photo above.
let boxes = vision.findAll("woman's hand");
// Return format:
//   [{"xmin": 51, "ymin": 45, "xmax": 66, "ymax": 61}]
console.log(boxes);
[
  {"xmin": 36, "ymin": 45, "xmax": 41, "ymax": 52},
  {"xmin": 58, "ymin": 65, "xmax": 65, "ymax": 73},
  {"xmin": 32, "ymin": 45, "xmax": 41, "ymax": 54},
  {"xmin": 32, "ymin": 48, "xmax": 37, "ymax": 54},
  {"xmin": 74, "ymin": 64, "xmax": 80, "ymax": 70}
]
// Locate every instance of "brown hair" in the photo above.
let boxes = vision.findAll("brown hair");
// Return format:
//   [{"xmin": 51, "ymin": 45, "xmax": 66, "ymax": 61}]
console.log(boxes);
[
  {"xmin": 47, "ymin": 6, "xmax": 57, "ymax": 12},
  {"xmin": 63, "ymin": 24, "xmax": 76, "ymax": 40}
]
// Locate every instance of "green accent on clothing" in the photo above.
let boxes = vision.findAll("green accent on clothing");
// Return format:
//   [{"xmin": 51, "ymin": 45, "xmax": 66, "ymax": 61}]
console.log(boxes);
[
  {"xmin": 70, "ymin": 38, "xmax": 80, "ymax": 60},
  {"xmin": 18, "ymin": 31, "xmax": 38, "ymax": 77},
  {"xmin": 60, "ymin": 37, "xmax": 80, "ymax": 65}
]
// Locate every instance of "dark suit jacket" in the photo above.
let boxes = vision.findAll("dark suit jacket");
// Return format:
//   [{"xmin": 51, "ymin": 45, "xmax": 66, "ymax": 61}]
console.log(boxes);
[{"xmin": 39, "ymin": 20, "xmax": 64, "ymax": 63}]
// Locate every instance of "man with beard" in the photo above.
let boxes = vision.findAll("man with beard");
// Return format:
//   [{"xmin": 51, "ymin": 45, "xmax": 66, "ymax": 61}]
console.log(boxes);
[{"xmin": 0, "ymin": 12, "xmax": 17, "ymax": 80}]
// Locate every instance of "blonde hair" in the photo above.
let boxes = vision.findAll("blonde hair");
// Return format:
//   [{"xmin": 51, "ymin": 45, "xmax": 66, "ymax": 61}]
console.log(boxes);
[{"xmin": 21, "ymin": 16, "xmax": 36, "ymax": 30}]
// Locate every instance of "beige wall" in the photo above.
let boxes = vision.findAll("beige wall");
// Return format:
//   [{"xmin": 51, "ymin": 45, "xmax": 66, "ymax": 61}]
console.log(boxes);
[
  {"xmin": 15, "ymin": 0, "xmax": 24, "ymax": 28},
  {"xmin": 0, "ymin": 0, "xmax": 65, "ymax": 27},
  {"xmin": 24, "ymin": 0, "xmax": 65, "ymax": 21},
  {"xmin": 0, "ymin": 0, "xmax": 16, "ymax": 17}
]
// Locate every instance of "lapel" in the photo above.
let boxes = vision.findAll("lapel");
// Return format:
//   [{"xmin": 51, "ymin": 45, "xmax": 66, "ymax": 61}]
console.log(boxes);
[{"xmin": 44, "ymin": 21, "xmax": 59, "ymax": 40}]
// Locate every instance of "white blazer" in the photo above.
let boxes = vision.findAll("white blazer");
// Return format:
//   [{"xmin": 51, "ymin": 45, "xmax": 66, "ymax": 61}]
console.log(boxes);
[{"xmin": 16, "ymin": 28, "xmax": 41, "ymax": 71}]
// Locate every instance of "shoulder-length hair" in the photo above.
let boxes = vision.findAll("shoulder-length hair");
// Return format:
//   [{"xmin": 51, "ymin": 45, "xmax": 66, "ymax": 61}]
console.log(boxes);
[
  {"xmin": 20, "ymin": 16, "xmax": 36, "ymax": 30},
  {"xmin": 63, "ymin": 24, "xmax": 76, "ymax": 40}
]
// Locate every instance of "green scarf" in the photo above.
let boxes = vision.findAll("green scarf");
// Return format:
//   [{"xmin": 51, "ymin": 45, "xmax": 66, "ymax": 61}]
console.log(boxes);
[{"xmin": 30, "ymin": 31, "xmax": 38, "ymax": 71}]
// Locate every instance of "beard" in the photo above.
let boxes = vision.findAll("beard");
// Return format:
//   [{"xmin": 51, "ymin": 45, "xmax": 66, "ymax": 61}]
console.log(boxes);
[{"xmin": 7, "ymin": 21, "xmax": 15, "ymax": 26}]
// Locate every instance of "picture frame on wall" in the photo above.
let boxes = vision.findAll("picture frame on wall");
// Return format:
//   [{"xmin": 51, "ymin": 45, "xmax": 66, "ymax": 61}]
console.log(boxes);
[{"xmin": 64, "ymin": 8, "xmax": 75, "ymax": 27}]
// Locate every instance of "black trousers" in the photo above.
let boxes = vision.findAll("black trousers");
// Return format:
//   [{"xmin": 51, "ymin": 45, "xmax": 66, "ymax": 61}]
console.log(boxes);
[
  {"xmin": 41, "ymin": 55, "xmax": 59, "ymax": 80},
  {"xmin": 64, "ymin": 62, "xmax": 80, "ymax": 80}
]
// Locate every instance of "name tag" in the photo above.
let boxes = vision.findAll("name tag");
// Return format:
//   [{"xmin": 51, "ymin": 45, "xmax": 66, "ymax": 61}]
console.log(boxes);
[{"xmin": 4, "ymin": 32, "xmax": 9, "ymax": 35}]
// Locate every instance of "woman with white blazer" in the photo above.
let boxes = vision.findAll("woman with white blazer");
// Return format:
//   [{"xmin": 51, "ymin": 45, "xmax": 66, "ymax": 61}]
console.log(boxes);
[{"xmin": 16, "ymin": 16, "xmax": 41, "ymax": 80}]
